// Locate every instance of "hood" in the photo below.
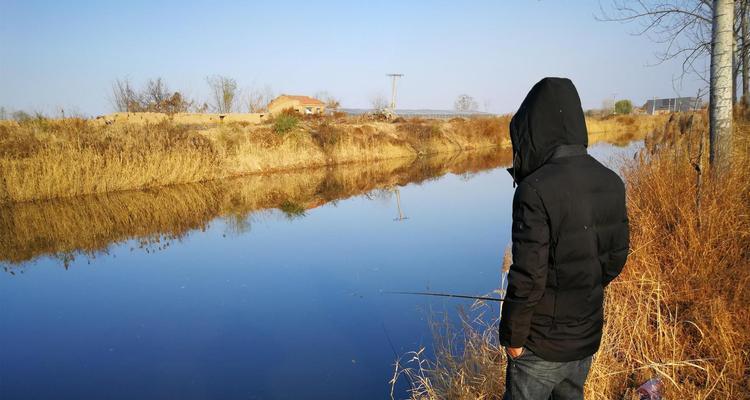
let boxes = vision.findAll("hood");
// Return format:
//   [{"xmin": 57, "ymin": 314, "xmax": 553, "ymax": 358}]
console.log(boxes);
[{"xmin": 508, "ymin": 77, "xmax": 588, "ymax": 182}]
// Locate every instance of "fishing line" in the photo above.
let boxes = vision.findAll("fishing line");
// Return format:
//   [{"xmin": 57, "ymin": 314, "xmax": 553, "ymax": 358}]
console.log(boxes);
[{"xmin": 384, "ymin": 290, "xmax": 504, "ymax": 302}]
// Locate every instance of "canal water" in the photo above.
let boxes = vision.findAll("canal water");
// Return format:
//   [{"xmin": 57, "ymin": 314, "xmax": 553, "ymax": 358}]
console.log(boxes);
[{"xmin": 0, "ymin": 141, "xmax": 640, "ymax": 399}]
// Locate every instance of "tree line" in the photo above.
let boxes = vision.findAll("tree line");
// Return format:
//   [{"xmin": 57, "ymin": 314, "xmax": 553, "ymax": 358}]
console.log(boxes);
[{"xmin": 111, "ymin": 76, "xmax": 340, "ymax": 114}]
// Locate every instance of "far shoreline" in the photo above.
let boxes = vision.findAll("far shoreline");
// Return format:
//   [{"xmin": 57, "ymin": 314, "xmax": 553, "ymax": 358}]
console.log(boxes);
[{"xmin": 0, "ymin": 113, "xmax": 666, "ymax": 204}]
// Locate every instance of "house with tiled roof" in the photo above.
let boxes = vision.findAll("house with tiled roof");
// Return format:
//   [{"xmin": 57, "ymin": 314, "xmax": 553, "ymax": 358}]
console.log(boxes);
[
  {"xmin": 267, "ymin": 95, "xmax": 325, "ymax": 115},
  {"xmin": 642, "ymin": 97, "xmax": 700, "ymax": 115}
]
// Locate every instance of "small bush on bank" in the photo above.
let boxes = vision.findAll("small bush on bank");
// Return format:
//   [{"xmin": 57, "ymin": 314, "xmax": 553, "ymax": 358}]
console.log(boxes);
[
  {"xmin": 615, "ymin": 99, "xmax": 633, "ymax": 114},
  {"xmin": 397, "ymin": 121, "xmax": 442, "ymax": 139},
  {"xmin": 273, "ymin": 114, "xmax": 299, "ymax": 134},
  {"xmin": 310, "ymin": 121, "xmax": 344, "ymax": 148}
]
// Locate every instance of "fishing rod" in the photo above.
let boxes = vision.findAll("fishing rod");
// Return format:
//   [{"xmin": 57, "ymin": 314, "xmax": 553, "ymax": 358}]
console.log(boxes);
[{"xmin": 384, "ymin": 290, "xmax": 504, "ymax": 302}]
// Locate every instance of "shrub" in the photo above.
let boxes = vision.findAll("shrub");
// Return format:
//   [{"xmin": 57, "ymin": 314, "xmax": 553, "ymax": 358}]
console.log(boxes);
[
  {"xmin": 615, "ymin": 99, "xmax": 633, "ymax": 115},
  {"xmin": 273, "ymin": 114, "xmax": 299, "ymax": 134},
  {"xmin": 310, "ymin": 121, "xmax": 344, "ymax": 148},
  {"xmin": 397, "ymin": 121, "xmax": 442, "ymax": 139},
  {"xmin": 11, "ymin": 111, "xmax": 34, "ymax": 123}
]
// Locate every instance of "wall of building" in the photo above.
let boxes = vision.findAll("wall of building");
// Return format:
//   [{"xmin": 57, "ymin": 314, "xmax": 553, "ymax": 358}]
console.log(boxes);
[
  {"xmin": 267, "ymin": 99, "xmax": 300, "ymax": 114},
  {"xmin": 267, "ymin": 97, "xmax": 325, "ymax": 115}
]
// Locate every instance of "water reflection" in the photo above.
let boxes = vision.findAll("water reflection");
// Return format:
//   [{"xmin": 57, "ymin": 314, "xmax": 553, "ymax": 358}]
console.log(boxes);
[
  {"xmin": 1, "ymin": 148, "xmax": 512, "ymax": 270},
  {"xmin": 0, "ymin": 141, "xmax": 641, "ymax": 400}
]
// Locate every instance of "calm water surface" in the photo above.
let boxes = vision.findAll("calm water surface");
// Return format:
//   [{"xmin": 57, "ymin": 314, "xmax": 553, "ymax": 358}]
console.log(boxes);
[{"xmin": 0, "ymin": 142, "xmax": 639, "ymax": 399}]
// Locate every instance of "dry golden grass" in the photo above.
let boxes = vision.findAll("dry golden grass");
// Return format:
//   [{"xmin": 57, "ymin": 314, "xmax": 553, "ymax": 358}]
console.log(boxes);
[
  {"xmin": 1, "ymin": 147, "xmax": 512, "ymax": 269},
  {"xmin": 587, "ymin": 114, "xmax": 670, "ymax": 146},
  {"xmin": 0, "ymin": 115, "xmax": 514, "ymax": 204},
  {"xmin": 0, "ymin": 114, "xmax": 663, "ymax": 204},
  {"xmin": 0, "ymin": 118, "xmax": 222, "ymax": 203},
  {"xmin": 394, "ymin": 115, "xmax": 750, "ymax": 399}
]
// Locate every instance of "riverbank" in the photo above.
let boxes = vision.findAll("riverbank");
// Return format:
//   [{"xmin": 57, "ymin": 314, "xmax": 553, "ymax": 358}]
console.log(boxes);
[
  {"xmin": 1, "ymin": 148, "xmax": 511, "ymax": 268},
  {"xmin": 395, "ymin": 115, "xmax": 749, "ymax": 398},
  {"xmin": 0, "ymin": 113, "xmax": 664, "ymax": 204}
]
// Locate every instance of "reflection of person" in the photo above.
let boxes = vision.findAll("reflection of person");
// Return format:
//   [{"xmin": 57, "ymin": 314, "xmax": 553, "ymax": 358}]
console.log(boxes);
[{"xmin": 499, "ymin": 78, "xmax": 629, "ymax": 399}]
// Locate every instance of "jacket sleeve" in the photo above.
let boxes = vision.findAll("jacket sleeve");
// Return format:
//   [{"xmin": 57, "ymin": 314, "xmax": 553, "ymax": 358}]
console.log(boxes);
[
  {"xmin": 499, "ymin": 182, "xmax": 550, "ymax": 348},
  {"xmin": 602, "ymin": 191, "xmax": 629, "ymax": 287}
]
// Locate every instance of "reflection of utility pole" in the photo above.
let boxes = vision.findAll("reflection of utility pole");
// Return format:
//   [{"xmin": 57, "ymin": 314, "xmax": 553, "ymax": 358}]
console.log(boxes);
[
  {"xmin": 392, "ymin": 187, "xmax": 408, "ymax": 222},
  {"xmin": 386, "ymin": 73, "xmax": 404, "ymax": 110}
]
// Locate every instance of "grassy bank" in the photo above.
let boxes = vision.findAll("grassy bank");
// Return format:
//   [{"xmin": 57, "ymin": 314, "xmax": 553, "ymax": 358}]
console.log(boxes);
[
  {"xmin": 1, "ymin": 148, "xmax": 511, "ymax": 269},
  {"xmin": 0, "ymin": 113, "xmax": 663, "ymax": 204},
  {"xmin": 0, "ymin": 115, "xmax": 508, "ymax": 204},
  {"xmin": 394, "ymin": 114, "xmax": 750, "ymax": 399}
]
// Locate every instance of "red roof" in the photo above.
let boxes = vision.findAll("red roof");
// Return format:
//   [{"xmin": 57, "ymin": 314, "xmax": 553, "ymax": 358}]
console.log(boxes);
[{"xmin": 272, "ymin": 95, "xmax": 325, "ymax": 106}]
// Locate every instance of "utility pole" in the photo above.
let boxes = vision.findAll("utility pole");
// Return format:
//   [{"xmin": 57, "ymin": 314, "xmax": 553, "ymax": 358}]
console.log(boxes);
[
  {"xmin": 612, "ymin": 93, "xmax": 618, "ymax": 115},
  {"xmin": 386, "ymin": 73, "xmax": 404, "ymax": 110}
]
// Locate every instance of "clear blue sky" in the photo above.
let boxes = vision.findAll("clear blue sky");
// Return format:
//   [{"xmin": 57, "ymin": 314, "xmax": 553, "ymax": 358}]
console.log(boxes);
[{"xmin": 0, "ymin": 0, "xmax": 705, "ymax": 116}]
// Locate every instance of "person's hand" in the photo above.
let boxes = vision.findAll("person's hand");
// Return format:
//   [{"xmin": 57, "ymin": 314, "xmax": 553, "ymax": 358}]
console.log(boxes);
[{"xmin": 506, "ymin": 347, "xmax": 524, "ymax": 359}]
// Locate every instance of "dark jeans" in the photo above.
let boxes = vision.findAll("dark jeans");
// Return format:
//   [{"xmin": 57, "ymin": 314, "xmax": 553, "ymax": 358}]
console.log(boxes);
[{"xmin": 503, "ymin": 348, "xmax": 592, "ymax": 400}]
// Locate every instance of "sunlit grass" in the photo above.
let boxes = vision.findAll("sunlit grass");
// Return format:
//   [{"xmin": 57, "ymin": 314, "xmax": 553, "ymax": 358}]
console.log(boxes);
[
  {"xmin": 0, "ymin": 113, "xmax": 665, "ymax": 204},
  {"xmin": 1, "ymin": 147, "xmax": 512, "ymax": 269},
  {"xmin": 0, "ymin": 115, "xmax": 516, "ymax": 204}
]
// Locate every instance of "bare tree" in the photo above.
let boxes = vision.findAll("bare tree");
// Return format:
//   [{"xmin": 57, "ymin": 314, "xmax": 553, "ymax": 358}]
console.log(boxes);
[
  {"xmin": 207, "ymin": 75, "xmax": 239, "ymax": 113},
  {"xmin": 161, "ymin": 92, "xmax": 193, "ymax": 114},
  {"xmin": 195, "ymin": 102, "xmax": 210, "ymax": 113},
  {"xmin": 144, "ymin": 78, "xmax": 170, "ymax": 109},
  {"xmin": 742, "ymin": 0, "xmax": 749, "ymax": 105},
  {"xmin": 600, "ymin": 1, "xmax": 750, "ymax": 97},
  {"xmin": 598, "ymin": 1, "xmax": 714, "ymax": 82},
  {"xmin": 711, "ymin": 0, "xmax": 734, "ymax": 171},
  {"xmin": 111, "ymin": 77, "xmax": 193, "ymax": 114},
  {"xmin": 731, "ymin": 0, "xmax": 750, "ymax": 104},
  {"xmin": 314, "ymin": 91, "xmax": 341, "ymax": 110},
  {"xmin": 370, "ymin": 93, "xmax": 389, "ymax": 111},
  {"xmin": 454, "ymin": 94, "xmax": 479, "ymax": 112},
  {"xmin": 246, "ymin": 85, "xmax": 275, "ymax": 113},
  {"xmin": 111, "ymin": 78, "xmax": 140, "ymax": 112}
]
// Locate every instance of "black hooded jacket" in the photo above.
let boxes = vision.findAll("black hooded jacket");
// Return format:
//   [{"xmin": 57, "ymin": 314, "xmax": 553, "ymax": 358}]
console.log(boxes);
[{"xmin": 499, "ymin": 78, "xmax": 629, "ymax": 362}]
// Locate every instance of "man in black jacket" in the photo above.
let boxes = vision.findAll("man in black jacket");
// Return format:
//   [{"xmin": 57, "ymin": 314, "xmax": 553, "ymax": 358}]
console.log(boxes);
[{"xmin": 499, "ymin": 78, "xmax": 629, "ymax": 399}]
